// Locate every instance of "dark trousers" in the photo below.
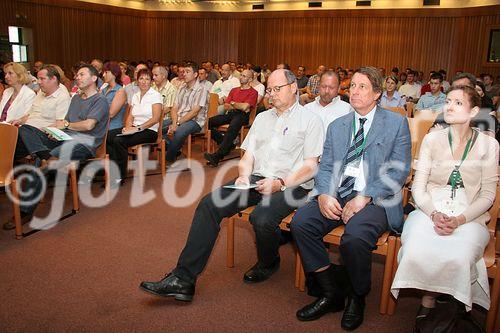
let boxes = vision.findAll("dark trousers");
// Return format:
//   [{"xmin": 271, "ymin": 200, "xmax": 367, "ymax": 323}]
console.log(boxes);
[
  {"xmin": 290, "ymin": 194, "xmax": 388, "ymax": 296},
  {"xmin": 209, "ymin": 110, "xmax": 249, "ymax": 157},
  {"xmin": 173, "ymin": 175, "xmax": 310, "ymax": 284},
  {"xmin": 107, "ymin": 128, "xmax": 157, "ymax": 180}
]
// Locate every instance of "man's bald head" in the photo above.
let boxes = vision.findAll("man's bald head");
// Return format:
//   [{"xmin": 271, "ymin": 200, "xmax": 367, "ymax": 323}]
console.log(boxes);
[{"xmin": 221, "ymin": 64, "xmax": 231, "ymax": 79}]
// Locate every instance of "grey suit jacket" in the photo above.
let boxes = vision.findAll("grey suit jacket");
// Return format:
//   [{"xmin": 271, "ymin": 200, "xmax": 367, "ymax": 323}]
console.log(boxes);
[{"xmin": 313, "ymin": 106, "xmax": 411, "ymax": 233}]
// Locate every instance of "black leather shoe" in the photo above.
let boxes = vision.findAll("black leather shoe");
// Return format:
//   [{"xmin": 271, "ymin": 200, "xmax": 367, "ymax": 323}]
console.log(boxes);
[
  {"xmin": 243, "ymin": 258, "xmax": 280, "ymax": 283},
  {"xmin": 139, "ymin": 273, "xmax": 195, "ymax": 302},
  {"xmin": 341, "ymin": 294, "xmax": 365, "ymax": 331},
  {"xmin": 297, "ymin": 296, "xmax": 345, "ymax": 321},
  {"xmin": 204, "ymin": 152, "xmax": 221, "ymax": 167}
]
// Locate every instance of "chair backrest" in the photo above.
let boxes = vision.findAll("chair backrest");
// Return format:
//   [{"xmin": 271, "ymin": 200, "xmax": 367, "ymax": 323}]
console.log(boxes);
[
  {"xmin": 0, "ymin": 123, "xmax": 18, "ymax": 185},
  {"xmin": 94, "ymin": 116, "xmax": 111, "ymax": 159},
  {"xmin": 207, "ymin": 93, "xmax": 219, "ymax": 119},
  {"xmin": 248, "ymin": 106, "xmax": 257, "ymax": 126},
  {"xmin": 123, "ymin": 104, "xmax": 131, "ymax": 127},
  {"xmin": 487, "ymin": 168, "xmax": 500, "ymax": 237},
  {"xmin": 156, "ymin": 107, "xmax": 166, "ymax": 144},
  {"xmin": 408, "ymin": 114, "xmax": 437, "ymax": 160},
  {"xmin": 484, "ymin": 174, "xmax": 500, "ymax": 267},
  {"xmin": 385, "ymin": 106, "xmax": 407, "ymax": 118},
  {"xmin": 405, "ymin": 102, "xmax": 415, "ymax": 118}
]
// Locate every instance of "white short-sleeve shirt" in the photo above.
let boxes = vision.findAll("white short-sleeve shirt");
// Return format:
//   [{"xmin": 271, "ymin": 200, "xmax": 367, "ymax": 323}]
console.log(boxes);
[
  {"xmin": 131, "ymin": 87, "xmax": 163, "ymax": 132},
  {"xmin": 304, "ymin": 96, "xmax": 353, "ymax": 134},
  {"xmin": 26, "ymin": 84, "xmax": 71, "ymax": 128},
  {"xmin": 241, "ymin": 101, "xmax": 324, "ymax": 189},
  {"xmin": 210, "ymin": 76, "xmax": 240, "ymax": 99}
]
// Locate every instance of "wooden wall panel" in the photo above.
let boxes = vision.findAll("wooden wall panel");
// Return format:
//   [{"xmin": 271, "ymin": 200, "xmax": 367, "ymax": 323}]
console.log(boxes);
[
  {"xmin": 145, "ymin": 17, "xmax": 240, "ymax": 65},
  {"xmin": 0, "ymin": 0, "xmax": 499, "ymax": 78}
]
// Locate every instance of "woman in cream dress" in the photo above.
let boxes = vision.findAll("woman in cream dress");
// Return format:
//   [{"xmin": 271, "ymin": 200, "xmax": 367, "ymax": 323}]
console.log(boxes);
[{"xmin": 391, "ymin": 85, "xmax": 498, "ymax": 319}]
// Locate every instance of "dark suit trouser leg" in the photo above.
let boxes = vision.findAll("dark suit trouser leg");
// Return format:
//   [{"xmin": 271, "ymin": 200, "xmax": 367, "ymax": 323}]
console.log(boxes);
[
  {"xmin": 290, "ymin": 199, "xmax": 343, "ymax": 272},
  {"xmin": 291, "ymin": 199, "xmax": 388, "ymax": 297},
  {"xmin": 339, "ymin": 204, "xmax": 387, "ymax": 296},
  {"xmin": 249, "ymin": 186, "xmax": 310, "ymax": 267},
  {"xmin": 173, "ymin": 176, "xmax": 263, "ymax": 284}
]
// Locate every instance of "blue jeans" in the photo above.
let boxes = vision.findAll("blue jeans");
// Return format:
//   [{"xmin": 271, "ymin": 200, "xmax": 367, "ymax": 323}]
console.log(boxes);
[{"xmin": 165, "ymin": 120, "xmax": 201, "ymax": 162}]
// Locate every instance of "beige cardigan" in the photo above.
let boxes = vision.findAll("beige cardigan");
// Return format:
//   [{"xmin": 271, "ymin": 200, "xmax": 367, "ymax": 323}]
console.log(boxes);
[{"xmin": 413, "ymin": 128, "xmax": 498, "ymax": 225}]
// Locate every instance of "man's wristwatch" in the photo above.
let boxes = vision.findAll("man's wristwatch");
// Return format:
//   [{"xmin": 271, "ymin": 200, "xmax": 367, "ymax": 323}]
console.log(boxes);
[
  {"xmin": 230, "ymin": 101, "xmax": 236, "ymax": 108},
  {"xmin": 64, "ymin": 120, "xmax": 70, "ymax": 129},
  {"xmin": 277, "ymin": 178, "xmax": 286, "ymax": 192},
  {"xmin": 176, "ymin": 121, "xmax": 180, "ymax": 126}
]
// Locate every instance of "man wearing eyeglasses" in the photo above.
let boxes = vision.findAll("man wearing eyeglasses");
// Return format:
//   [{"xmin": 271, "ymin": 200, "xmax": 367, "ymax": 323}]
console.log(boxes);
[{"xmin": 140, "ymin": 69, "xmax": 324, "ymax": 302}]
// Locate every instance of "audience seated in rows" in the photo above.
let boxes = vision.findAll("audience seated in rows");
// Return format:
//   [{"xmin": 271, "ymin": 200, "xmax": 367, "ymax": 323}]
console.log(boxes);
[{"xmin": 7, "ymin": 64, "xmax": 109, "ymax": 227}]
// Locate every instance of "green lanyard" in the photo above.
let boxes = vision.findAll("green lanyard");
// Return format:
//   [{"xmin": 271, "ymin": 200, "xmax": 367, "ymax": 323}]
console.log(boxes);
[
  {"xmin": 352, "ymin": 117, "xmax": 367, "ymax": 157},
  {"xmin": 448, "ymin": 129, "xmax": 475, "ymax": 198}
]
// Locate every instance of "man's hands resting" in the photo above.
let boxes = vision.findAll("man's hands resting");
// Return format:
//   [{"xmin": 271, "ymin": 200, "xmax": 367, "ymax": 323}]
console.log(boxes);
[{"xmin": 318, "ymin": 194, "xmax": 372, "ymax": 223}]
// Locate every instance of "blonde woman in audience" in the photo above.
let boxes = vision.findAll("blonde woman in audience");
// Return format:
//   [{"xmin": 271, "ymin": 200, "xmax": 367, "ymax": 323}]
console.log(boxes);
[
  {"xmin": 380, "ymin": 76, "xmax": 406, "ymax": 109},
  {"xmin": 106, "ymin": 68, "xmax": 162, "ymax": 187},
  {"xmin": 119, "ymin": 62, "xmax": 131, "ymax": 86},
  {"xmin": 391, "ymin": 85, "xmax": 498, "ymax": 326},
  {"xmin": 0, "ymin": 62, "xmax": 35, "ymax": 123}
]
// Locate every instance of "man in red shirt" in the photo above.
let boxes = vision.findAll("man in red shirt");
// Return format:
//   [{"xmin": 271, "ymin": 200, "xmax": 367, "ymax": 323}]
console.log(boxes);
[{"xmin": 204, "ymin": 69, "xmax": 258, "ymax": 166}]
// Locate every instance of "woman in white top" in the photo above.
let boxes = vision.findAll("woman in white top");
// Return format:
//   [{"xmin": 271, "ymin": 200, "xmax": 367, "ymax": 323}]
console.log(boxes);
[
  {"xmin": 0, "ymin": 62, "xmax": 35, "ymax": 123},
  {"xmin": 391, "ymin": 85, "xmax": 498, "ymax": 328},
  {"xmin": 106, "ymin": 68, "xmax": 162, "ymax": 187}
]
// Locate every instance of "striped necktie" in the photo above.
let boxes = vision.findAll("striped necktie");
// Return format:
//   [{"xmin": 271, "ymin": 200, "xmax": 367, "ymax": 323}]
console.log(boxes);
[{"xmin": 338, "ymin": 117, "xmax": 367, "ymax": 198}]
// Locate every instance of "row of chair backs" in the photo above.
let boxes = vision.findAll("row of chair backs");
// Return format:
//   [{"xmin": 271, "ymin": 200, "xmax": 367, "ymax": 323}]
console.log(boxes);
[{"xmin": 0, "ymin": 123, "xmax": 18, "ymax": 186}]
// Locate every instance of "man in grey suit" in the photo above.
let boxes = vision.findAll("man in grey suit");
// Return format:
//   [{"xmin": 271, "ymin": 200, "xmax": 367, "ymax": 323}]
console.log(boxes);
[{"xmin": 290, "ymin": 67, "xmax": 411, "ymax": 330}]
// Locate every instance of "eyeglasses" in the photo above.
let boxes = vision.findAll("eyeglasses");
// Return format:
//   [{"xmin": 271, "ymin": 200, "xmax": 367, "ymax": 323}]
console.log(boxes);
[{"xmin": 265, "ymin": 82, "xmax": 292, "ymax": 94}]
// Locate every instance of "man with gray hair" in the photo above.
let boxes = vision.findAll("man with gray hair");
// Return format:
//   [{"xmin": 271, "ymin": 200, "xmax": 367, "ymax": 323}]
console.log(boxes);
[
  {"xmin": 291, "ymin": 67, "xmax": 411, "ymax": 330},
  {"xmin": 152, "ymin": 65, "xmax": 176, "ymax": 131},
  {"xmin": 140, "ymin": 69, "xmax": 324, "ymax": 302}
]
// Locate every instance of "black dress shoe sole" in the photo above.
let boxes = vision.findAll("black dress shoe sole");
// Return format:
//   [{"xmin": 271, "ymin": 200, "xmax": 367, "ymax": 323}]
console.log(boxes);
[
  {"xmin": 243, "ymin": 264, "xmax": 280, "ymax": 284},
  {"xmin": 296, "ymin": 303, "xmax": 345, "ymax": 321},
  {"xmin": 139, "ymin": 285, "xmax": 193, "ymax": 302},
  {"xmin": 340, "ymin": 318, "xmax": 364, "ymax": 331}
]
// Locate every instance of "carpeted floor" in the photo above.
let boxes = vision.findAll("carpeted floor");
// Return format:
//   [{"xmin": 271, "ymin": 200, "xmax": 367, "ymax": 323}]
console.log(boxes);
[{"xmin": 0, "ymin": 150, "xmax": 488, "ymax": 333}]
